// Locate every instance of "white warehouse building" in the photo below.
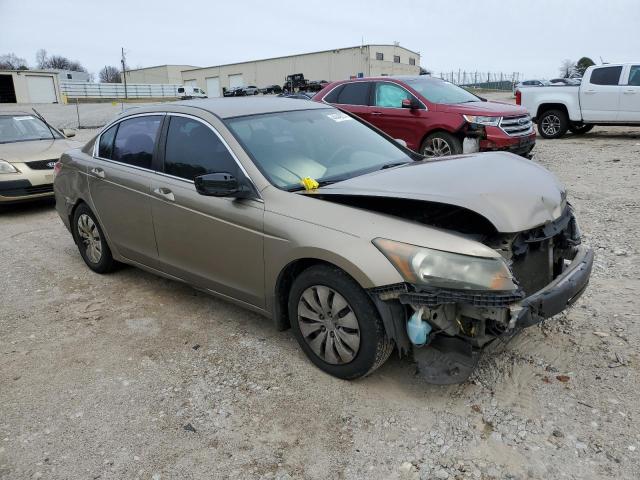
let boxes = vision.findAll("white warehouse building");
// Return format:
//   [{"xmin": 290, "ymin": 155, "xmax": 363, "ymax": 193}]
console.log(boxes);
[{"xmin": 125, "ymin": 44, "xmax": 421, "ymax": 98}]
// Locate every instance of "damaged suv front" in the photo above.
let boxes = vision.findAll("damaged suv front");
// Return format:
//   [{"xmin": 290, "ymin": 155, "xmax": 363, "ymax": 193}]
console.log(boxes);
[{"xmin": 368, "ymin": 205, "xmax": 593, "ymax": 383}]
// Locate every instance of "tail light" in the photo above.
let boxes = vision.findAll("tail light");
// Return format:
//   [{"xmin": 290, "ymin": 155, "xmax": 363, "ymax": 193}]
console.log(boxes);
[
  {"xmin": 53, "ymin": 161, "xmax": 62, "ymax": 178},
  {"xmin": 515, "ymin": 90, "xmax": 521, "ymax": 105}
]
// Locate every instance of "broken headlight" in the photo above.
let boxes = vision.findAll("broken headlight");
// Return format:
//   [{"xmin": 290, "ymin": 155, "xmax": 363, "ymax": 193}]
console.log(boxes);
[
  {"xmin": 373, "ymin": 238, "xmax": 517, "ymax": 291},
  {"xmin": 462, "ymin": 115, "xmax": 501, "ymax": 126}
]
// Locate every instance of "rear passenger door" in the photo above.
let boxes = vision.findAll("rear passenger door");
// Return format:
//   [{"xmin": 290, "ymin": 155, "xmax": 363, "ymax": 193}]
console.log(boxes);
[
  {"xmin": 89, "ymin": 114, "xmax": 163, "ymax": 266},
  {"xmin": 150, "ymin": 114, "xmax": 265, "ymax": 308},
  {"xmin": 581, "ymin": 66, "xmax": 623, "ymax": 121},
  {"xmin": 619, "ymin": 65, "xmax": 640, "ymax": 122},
  {"xmin": 323, "ymin": 82, "xmax": 373, "ymax": 122}
]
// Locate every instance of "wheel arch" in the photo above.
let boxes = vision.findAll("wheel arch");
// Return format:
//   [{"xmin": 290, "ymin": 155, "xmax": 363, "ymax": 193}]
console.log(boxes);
[{"xmin": 536, "ymin": 103, "xmax": 569, "ymax": 121}]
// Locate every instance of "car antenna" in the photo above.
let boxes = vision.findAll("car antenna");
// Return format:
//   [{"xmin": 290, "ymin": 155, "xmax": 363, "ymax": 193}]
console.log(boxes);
[{"xmin": 32, "ymin": 108, "xmax": 57, "ymax": 140}]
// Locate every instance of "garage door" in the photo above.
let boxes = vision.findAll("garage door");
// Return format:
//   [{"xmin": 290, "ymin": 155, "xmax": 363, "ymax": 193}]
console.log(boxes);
[
  {"xmin": 206, "ymin": 77, "xmax": 220, "ymax": 97},
  {"xmin": 229, "ymin": 74, "xmax": 244, "ymax": 89},
  {"xmin": 26, "ymin": 75, "xmax": 57, "ymax": 103},
  {"xmin": 183, "ymin": 79, "xmax": 197, "ymax": 87}
]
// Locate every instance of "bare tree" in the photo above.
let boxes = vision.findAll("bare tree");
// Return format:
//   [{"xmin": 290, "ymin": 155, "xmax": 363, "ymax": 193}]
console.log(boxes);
[
  {"xmin": 99, "ymin": 65, "xmax": 122, "ymax": 83},
  {"xmin": 559, "ymin": 59, "xmax": 577, "ymax": 78},
  {"xmin": 0, "ymin": 53, "xmax": 28, "ymax": 70},
  {"xmin": 35, "ymin": 49, "xmax": 48, "ymax": 68}
]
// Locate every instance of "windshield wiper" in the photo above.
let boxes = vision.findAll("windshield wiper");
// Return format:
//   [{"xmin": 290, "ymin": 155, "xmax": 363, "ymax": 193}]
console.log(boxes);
[
  {"xmin": 380, "ymin": 161, "xmax": 410, "ymax": 170},
  {"xmin": 32, "ymin": 108, "xmax": 57, "ymax": 140},
  {"xmin": 287, "ymin": 178, "xmax": 342, "ymax": 192}
]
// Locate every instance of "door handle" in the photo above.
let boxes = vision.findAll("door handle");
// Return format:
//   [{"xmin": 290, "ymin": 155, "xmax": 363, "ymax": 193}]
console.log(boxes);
[
  {"xmin": 623, "ymin": 89, "xmax": 636, "ymax": 94},
  {"xmin": 90, "ymin": 167, "xmax": 105, "ymax": 178},
  {"xmin": 153, "ymin": 187, "xmax": 175, "ymax": 202},
  {"xmin": 583, "ymin": 90, "xmax": 596, "ymax": 94},
  {"xmin": 371, "ymin": 111, "xmax": 383, "ymax": 115}
]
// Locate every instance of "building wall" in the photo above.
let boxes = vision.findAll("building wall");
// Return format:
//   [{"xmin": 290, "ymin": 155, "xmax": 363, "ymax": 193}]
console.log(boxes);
[
  {"xmin": 126, "ymin": 65, "xmax": 197, "ymax": 84},
  {"xmin": 0, "ymin": 70, "xmax": 62, "ymax": 103},
  {"xmin": 181, "ymin": 45, "xmax": 421, "ymax": 97}
]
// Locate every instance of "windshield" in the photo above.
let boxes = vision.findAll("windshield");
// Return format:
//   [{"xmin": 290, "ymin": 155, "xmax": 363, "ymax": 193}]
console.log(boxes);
[
  {"xmin": 225, "ymin": 108, "xmax": 415, "ymax": 190},
  {"xmin": 0, "ymin": 115, "xmax": 61, "ymax": 143},
  {"xmin": 404, "ymin": 78, "xmax": 480, "ymax": 104}
]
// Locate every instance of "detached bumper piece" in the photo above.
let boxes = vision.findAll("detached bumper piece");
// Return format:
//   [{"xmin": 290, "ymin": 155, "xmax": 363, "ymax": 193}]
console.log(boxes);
[{"xmin": 515, "ymin": 245, "xmax": 594, "ymax": 327}]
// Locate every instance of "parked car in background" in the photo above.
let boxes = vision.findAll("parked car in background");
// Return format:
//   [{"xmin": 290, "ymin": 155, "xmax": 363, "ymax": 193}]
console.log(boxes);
[
  {"xmin": 177, "ymin": 86, "xmax": 207, "ymax": 99},
  {"xmin": 278, "ymin": 91, "xmax": 316, "ymax": 100},
  {"xmin": 306, "ymin": 80, "xmax": 330, "ymax": 92},
  {"xmin": 546, "ymin": 78, "xmax": 581, "ymax": 86},
  {"xmin": 261, "ymin": 84, "xmax": 283, "ymax": 94},
  {"xmin": 53, "ymin": 97, "xmax": 592, "ymax": 383},
  {"xmin": 0, "ymin": 111, "xmax": 80, "ymax": 203},
  {"xmin": 316, "ymin": 76, "xmax": 536, "ymax": 157},
  {"xmin": 223, "ymin": 87, "xmax": 243, "ymax": 97},
  {"xmin": 513, "ymin": 79, "xmax": 545, "ymax": 95},
  {"xmin": 518, "ymin": 62, "xmax": 640, "ymax": 138},
  {"xmin": 242, "ymin": 85, "xmax": 260, "ymax": 95}
]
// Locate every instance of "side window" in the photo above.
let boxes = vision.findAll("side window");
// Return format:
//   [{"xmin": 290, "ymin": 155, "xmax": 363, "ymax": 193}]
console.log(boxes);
[
  {"xmin": 98, "ymin": 124, "xmax": 118, "ymax": 159},
  {"xmin": 628, "ymin": 66, "xmax": 640, "ymax": 86},
  {"xmin": 374, "ymin": 82, "xmax": 413, "ymax": 108},
  {"xmin": 164, "ymin": 116, "xmax": 238, "ymax": 180},
  {"xmin": 589, "ymin": 66, "xmax": 622, "ymax": 86},
  {"xmin": 335, "ymin": 82, "xmax": 370, "ymax": 105},
  {"xmin": 323, "ymin": 84, "xmax": 344, "ymax": 103},
  {"xmin": 376, "ymin": 52, "xmax": 384, "ymax": 61},
  {"xmin": 409, "ymin": 58, "xmax": 416, "ymax": 66},
  {"xmin": 178, "ymin": 87, "xmax": 185, "ymax": 93},
  {"xmin": 112, "ymin": 116, "xmax": 162, "ymax": 169},
  {"xmin": 393, "ymin": 55, "xmax": 401, "ymax": 63}
]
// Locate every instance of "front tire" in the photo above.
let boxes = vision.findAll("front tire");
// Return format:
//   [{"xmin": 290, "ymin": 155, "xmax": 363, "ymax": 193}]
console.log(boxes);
[
  {"xmin": 420, "ymin": 132, "xmax": 462, "ymax": 157},
  {"xmin": 537, "ymin": 109, "xmax": 568, "ymax": 139},
  {"xmin": 72, "ymin": 204, "xmax": 116, "ymax": 274},
  {"xmin": 288, "ymin": 265, "xmax": 393, "ymax": 380}
]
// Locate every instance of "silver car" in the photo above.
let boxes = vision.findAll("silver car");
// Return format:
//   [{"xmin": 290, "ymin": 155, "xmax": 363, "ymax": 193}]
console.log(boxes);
[{"xmin": 54, "ymin": 98, "xmax": 593, "ymax": 383}]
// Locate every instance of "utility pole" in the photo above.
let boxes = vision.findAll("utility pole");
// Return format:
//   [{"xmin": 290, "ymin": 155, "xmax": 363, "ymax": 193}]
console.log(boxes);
[{"xmin": 121, "ymin": 47, "xmax": 128, "ymax": 100}]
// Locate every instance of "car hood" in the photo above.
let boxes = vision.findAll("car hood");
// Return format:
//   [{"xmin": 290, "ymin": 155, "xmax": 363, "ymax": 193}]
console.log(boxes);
[
  {"xmin": 436, "ymin": 101, "xmax": 529, "ymax": 117},
  {"xmin": 0, "ymin": 139, "xmax": 82, "ymax": 163},
  {"xmin": 314, "ymin": 152, "xmax": 566, "ymax": 233}
]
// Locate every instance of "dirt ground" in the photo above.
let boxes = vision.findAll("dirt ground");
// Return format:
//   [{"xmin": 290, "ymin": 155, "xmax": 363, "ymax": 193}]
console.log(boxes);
[{"xmin": 1, "ymin": 99, "xmax": 639, "ymax": 480}]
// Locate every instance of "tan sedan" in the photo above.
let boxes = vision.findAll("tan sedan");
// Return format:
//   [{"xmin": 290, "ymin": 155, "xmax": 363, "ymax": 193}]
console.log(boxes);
[
  {"xmin": 0, "ymin": 112, "xmax": 80, "ymax": 203},
  {"xmin": 53, "ymin": 98, "xmax": 593, "ymax": 383}
]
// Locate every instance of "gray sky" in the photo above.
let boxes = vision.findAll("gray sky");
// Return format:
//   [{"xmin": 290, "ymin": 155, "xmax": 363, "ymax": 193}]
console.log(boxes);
[{"xmin": 2, "ymin": 0, "xmax": 639, "ymax": 79}]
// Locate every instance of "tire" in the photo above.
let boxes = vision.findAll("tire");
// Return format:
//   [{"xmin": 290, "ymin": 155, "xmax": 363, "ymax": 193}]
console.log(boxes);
[
  {"xmin": 569, "ymin": 123, "xmax": 594, "ymax": 135},
  {"xmin": 288, "ymin": 265, "xmax": 393, "ymax": 380},
  {"xmin": 537, "ymin": 109, "xmax": 568, "ymax": 139},
  {"xmin": 72, "ymin": 203, "xmax": 117, "ymax": 274},
  {"xmin": 420, "ymin": 132, "xmax": 462, "ymax": 157}
]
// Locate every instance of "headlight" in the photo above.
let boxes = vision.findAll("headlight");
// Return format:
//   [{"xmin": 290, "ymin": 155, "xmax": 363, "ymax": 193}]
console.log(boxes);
[
  {"xmin": 0, "ymin": 159, "xmax": 18, "ymax": 174},
  {"xmin": 373, "ymin": 238, "xmax": 517, "ymax": 291},
  {"xmin": 463, "ymin": 115, "xmax": 501, "ymax": 126}
]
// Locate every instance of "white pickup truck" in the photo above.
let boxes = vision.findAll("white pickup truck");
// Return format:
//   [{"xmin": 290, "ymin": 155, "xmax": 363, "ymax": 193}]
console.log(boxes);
[{"xmin": 518, "ymin": 62, "xmax": 640, "ymax": 138}]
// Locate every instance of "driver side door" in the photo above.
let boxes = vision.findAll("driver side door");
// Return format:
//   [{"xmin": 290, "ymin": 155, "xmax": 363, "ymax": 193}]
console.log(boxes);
[{"xmin": 149, "ymin": 113, "xmax": 265, "ymax": 309}]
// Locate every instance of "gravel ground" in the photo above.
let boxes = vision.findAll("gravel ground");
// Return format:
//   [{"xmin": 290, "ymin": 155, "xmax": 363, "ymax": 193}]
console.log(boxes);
[{"xmin": 1, "ymin": 100, "xmax": 639, "ymax": 480}]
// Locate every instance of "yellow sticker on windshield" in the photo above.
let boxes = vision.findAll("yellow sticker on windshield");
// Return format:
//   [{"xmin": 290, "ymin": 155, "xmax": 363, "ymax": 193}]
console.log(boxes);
[{"xmin": 300, "ymin": 177, "xmax": 319, "ymax": 190}]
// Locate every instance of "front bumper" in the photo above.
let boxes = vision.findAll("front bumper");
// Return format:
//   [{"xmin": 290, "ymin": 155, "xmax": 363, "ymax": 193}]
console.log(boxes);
[
  {"xmin": 0, "ymin": 178, "xmax": 54, "ymax": 203},
  {"xmin": 514, "ymin": 245, "xmax": 593, "ymax": 328},
  {"xmin": 480, "ymin": 127, "xmax": 536, "ymax": 156}
]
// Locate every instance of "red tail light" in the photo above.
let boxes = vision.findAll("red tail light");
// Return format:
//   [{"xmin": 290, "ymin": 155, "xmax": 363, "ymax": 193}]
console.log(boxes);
[
  {"xmin": 53, "ymin": 161, "xmax": 62, "ymax": 178},
  {"xmin": 515, "ymin": 90, "xmax": 521, "ymax": 105}
]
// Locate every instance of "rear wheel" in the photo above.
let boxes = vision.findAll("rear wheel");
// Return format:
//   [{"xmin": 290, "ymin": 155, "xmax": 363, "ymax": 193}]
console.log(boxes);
[
  {"xmin": 537, "ymin": 109, "xmax": 568, "ymax": 139},
  {"xmin": 288, "ymin": 265, "xmax": 393, "ymax": 379},
  {"xmin": 420, "ymin": 132, "xmax": 462, "ymax": 157},
  {"xmin": 569, "ymin": 123, "xmax": 594, "ymax": 135},
  {"xmin": 72, "ymin": 204, "xmax": 116, "ymax": 274}
]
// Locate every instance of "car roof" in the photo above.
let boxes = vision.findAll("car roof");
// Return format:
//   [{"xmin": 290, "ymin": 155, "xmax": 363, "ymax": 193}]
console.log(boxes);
[{"xmin": 145, "ymin": 97, "xmax": 331, "ymax": 119}]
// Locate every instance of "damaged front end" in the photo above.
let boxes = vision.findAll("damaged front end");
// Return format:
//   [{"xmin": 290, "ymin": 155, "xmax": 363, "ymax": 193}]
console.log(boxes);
[{"xmin": 368, "ymin": 206, "xmax": 594, "ymax": 384}]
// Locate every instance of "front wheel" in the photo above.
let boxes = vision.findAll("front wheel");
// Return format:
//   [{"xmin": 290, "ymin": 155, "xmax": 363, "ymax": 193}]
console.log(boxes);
[
  {"xmin": 288, "ymin": 265, "xmax": 393, "ymax": 379},
  {"xmin": 420, "ymin": 132, "xmax": 462, "ymax": 157},
  {"xmin": 537, "ymin": 109, "xmax": 568, "ymax": 139},
  {"xmin": 569, "ymin": 123, "xmax": 594, "ymax": 135}
]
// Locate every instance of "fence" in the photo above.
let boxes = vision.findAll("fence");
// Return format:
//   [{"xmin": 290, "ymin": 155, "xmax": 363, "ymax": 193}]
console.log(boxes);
[
  {"xmin": 60, "ymin": 82, "xmax": 181, "ymax": 99},
  {"xmin": 437, "ymin": 71, "xmax": 523, "ymax": 91}
]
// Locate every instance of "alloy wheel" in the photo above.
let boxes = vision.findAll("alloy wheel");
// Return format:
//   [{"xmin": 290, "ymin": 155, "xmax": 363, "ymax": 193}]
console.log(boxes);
[
  {"xmin": 423, "ymin": 137, "xmax": 452, "ymax": 157},
  {"xmin": 297, "ymin": 285, "xmax": 361, "ymax": 365},
  {"xmin": 541, "ymin": 114, "xmax": 561, "ymax": 136},
  {"xmin": 77, "ymin": 214, "xmax": 102, "ymax": 264}
]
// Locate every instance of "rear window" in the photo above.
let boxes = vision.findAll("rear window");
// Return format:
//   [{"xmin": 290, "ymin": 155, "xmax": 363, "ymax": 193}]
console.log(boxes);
[
  {"xmin": 589, "ymin": 66, "xmax": 622, "ymax": 86},
  {"xmin": 333, "ymin": 82, "xmax": 370, "ymax": 106}
]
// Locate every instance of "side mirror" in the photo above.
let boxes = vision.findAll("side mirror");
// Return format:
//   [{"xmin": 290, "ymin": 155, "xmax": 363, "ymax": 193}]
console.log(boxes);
[
  {"xmin": 401, "ymin": 98, "xmax": 420, "ymax": 109},
  {"xmin": 395, "ymin": 138, "xmax": 408, "ymax": 148},
  {"xmin": 62, "ymin": 128, "xmax": 76, "ymax": 138},
  {"xmin": 194, "ymin": 172, "xmax": 253, "ymax": 199}
]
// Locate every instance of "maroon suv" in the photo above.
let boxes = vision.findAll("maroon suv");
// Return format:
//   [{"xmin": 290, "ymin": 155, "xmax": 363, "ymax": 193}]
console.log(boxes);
[{"xmin": 314, "ymin": 76, "xmax": 536, "ymax": 157}]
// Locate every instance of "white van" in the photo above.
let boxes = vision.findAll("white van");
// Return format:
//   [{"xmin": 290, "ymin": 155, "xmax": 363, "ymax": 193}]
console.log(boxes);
[{"xmin": 177, "ymin": 86, "xmax": 207, "ymax": 99}]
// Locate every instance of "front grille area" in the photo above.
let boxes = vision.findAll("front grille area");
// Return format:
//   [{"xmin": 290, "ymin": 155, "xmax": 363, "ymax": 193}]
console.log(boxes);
[
  {"xmin": 26, "ymin": 159, "xmax": 57, "ymax": 170},
  {"xmin": 0, "ymin": 180, "xmax": 53, "ymax": 197},
  {"xmin": 500, "ymin": 115, "xmax": 533, "ymax": 136}
]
